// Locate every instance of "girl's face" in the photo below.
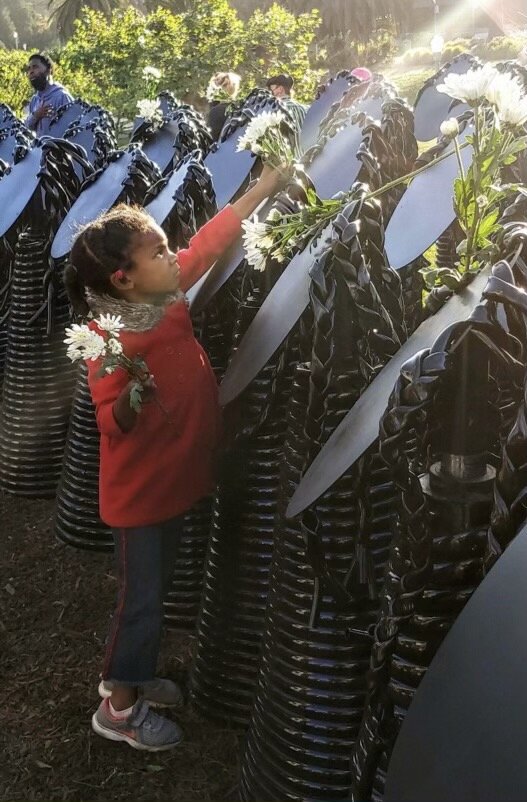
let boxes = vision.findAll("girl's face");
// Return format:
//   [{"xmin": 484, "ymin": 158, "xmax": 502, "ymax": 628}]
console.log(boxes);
[{"xmin": 125, "ymin": 224, "xmax": 180, "ymax": 302}]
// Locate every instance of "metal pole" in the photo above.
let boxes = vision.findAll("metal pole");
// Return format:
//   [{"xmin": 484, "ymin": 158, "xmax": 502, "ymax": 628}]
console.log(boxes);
[{"xmin": 421, "ymin": 330, "xmax": 495, "ymax": 532}]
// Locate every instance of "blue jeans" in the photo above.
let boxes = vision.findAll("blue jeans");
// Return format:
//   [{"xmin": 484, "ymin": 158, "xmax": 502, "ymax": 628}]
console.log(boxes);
[{"xmin": 102, "ymin": 515, "xmax": 184, "ymax": 686}]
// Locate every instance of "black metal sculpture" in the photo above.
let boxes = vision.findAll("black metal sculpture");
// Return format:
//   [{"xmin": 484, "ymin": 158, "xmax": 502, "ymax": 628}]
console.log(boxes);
[
  {"xmin": 412, "ymin": 53, "xmax": 477, "ymax": 141},
  {"xmin": 51, "ymin": 146, "xmax": 162, "ymax": 259},
  {"xmin": 0, "ymin": 229, "xmax": 75, "ymax": 496},
  {"xmin": 300, "ymin": 71, "xmax": 358, "ymax": 152},
  {"xmin": 238, "ymin": 194, "xmax": 405, "ymax": 800},
  {"xmin": 219, "ymin": 97, "xmax": 420, "ymax": 407},
  {"xmin": 354, "ymin": 251, "xmax": 527, "ymax": 801},
  {"xmin": 0, "ymin": 138, "xmax": 96, "ymax": 497}
]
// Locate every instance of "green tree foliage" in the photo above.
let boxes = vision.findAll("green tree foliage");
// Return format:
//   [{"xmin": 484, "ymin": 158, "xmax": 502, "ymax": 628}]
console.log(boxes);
[
  {"xmin": 231, "ymin": 0, "xmax": 410, "ymax": 40},
  {"xmin": 49, "ymin": 0, "xmax": 121, "ymax": 42},
  {"xmin": 0, "ymin": 48, "xmax": 34, "ymax": 116},
  {"xmin": 1, "ymin": 1, "xmax": 321, "ymax": 124},
  {"xmin": 162, "ymin": 0, "xmax": 245, "ymax": 99},
  {"xmin": 57, "ymin": 1, "xmax": 320, "ymax": 120},
  {"xmin": 240, "ymin": 3, "xmax": 321, "ymax": 102},
  {"xmin": 59, "ymin": 8, "xmax": 186, "ymax": 129},
  {"xmin": 0, "ymin": 0, "xmax": 57, "ymax": 50}
]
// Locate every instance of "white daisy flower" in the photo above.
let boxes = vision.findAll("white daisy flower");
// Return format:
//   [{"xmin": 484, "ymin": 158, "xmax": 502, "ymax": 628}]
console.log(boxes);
[
  {"xmin": 96, "ymin": 314, "xmax": 124, "ymax": 336},
  {"xmin": 439, "ymin": 117, "xmax": 460, "ymax": 138},
  {"xmin": 108, "ymin": 338, "xmax": 123, "ymax": 356},
  {"xmin": 246, "ymin": 248, "xmax": 268, "ymax": 272},
  {"xmin": 142, "ymin": 65, "xmax": 161, "ymax": 80},
  {"xmin": 437, "ymin": 65, "xmax": 498, "ymax": 104},
  {"xmin": 83, "ymin": 334, "xmax": 107, "ymax": 361},
  {"xmin": 137, "ymin": 98, "xmax": 163, "ymax": 124},
  {"xmin": 486, "ymin": 72, "xmax": 527, "ymax": 127},
  {"xmin": 242, "ymin": 218, "xmax": 274, "ymax": 272},
  {"xmin": 242, "ymin": 218, "xmax": 271, "ymax": 248},
  {"xmin": 499, "ymin": 95, "xmax": 527, "ymax": 127},
  {"xmin": 236, "ymin": 111, "xmax": 285, "ymax": 153},
  {"xmin": 64, "ymin": 322, "xmax": 91, "ymax": 344},
  {"xmin": 64, "ymin": 326, "xmax": 107, "ymax": 362}
]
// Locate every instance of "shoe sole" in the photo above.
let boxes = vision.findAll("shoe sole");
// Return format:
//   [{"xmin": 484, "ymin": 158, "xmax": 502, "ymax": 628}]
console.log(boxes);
[
  {"xmin": 97, "ymin": 681, "xmax": 184, "ymax": 709},
  {"xmin": 91, "ymin": 714, "xmax": 183, "ymax": 751}
]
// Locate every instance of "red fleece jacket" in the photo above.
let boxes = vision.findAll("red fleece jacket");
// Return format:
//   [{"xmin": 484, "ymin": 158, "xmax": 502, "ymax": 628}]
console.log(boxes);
[{"xmin": 86, "ymin": 205, "xmax": 241, "ymax": 528}]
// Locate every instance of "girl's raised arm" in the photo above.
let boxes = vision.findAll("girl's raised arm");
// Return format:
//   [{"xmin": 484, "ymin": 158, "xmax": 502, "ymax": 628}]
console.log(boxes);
[{"xmin": 177, "ymin": 165, "xmax": 285, "ymax": 292}]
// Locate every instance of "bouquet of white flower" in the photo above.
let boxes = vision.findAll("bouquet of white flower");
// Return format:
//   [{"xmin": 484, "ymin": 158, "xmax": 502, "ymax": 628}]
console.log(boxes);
[
  {"xmin": 241, "ymin": 150, "xmax": 470, "ymax": 274},
  {"xmin": 142, "ymin": 65, "xmax": 162, "ymax": 83},
  {"xmin": 64, "ymin": 315, "xmax": 151, "ymax": 412},
  {"xmin": 136, "ymin": 98, "xmax": 164, "ymax": 128},
  {"xmin": 236, "ymin": 111, "xmax": 300, "ymax": 171},
  {"xmin": 420, "ymin": 63, "xmax": 527, "ymax": 293},
  {"xmin": 205, "ymin": 77, "xmax": 233, "ymax": 104},
  {"xmin": 242, "ymin": 64, "xmax": 527, "ymax": 283}
]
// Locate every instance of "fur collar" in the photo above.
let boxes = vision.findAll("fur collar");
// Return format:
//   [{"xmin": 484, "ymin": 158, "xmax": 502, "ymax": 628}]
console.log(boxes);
[{"xmin": 86, "ymin": 288, "xmax": 186, "ymax": 332}]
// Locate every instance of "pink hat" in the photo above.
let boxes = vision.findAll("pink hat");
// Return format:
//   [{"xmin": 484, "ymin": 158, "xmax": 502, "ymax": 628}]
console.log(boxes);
[{"xmin": 351, "ymin": 67, "xmax": 373, "ymax": 82}]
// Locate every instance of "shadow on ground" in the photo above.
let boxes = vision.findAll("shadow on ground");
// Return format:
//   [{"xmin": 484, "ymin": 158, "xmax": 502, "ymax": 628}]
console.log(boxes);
[{"xmin": 0, "ymin": 492, "xmax": 240, "ymax": 801}]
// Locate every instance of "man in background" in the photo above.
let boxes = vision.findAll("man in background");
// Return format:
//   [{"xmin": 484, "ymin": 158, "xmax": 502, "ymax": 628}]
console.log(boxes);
[
  {"xmin": 266, "ymin": 73, "xmax": 308, "ymax": 129},
  {"xmin": 24, "ymin": 53, "xmax": 73, "ymax": 135}
]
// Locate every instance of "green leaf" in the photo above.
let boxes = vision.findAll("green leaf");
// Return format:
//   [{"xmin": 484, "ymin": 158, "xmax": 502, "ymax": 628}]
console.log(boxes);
[
  {"xmin": 477, "ymin": 209, "xmax": 500, "ymax": 241},
  {"xmin": 129, "ymin": 382, "xmax": 143, "ymax": 414},
  {"xmin": 456, "ymin": 239, "xmax": 468, "ymax": 256}
]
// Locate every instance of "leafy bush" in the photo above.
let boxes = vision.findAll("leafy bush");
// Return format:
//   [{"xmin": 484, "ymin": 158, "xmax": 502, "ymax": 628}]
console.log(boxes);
[
  {"xmin": 476, "ymin": 35, "xmax": 527, "ymax": 60},
  {"xmin": 0, "ymin": 48, "xmax": 33, "ymax": 117},
  {"xmin": 240, "ymin": 3, "xmax": 322, "ymax": 103},
  {"xmin": 442, "ymin": 39, "xmax": 471, "ymax": 61},
  {"xmin": 398, "ymin": 46, "xmax": 435, "ymax": 68},
  {"xmin": 390, "ymin": 68, "xmax": 435, "ymax": 104},
  {"xmin": 44, "ymin": 1, "xmax": 320, "ymax": 132},
  {"xmin": 397, "ymin": 34, "xmax": 527, "ymax": 70},
  {"xmin": 316, "ymin": 27, "xmax": 397, "ymax": 75}
]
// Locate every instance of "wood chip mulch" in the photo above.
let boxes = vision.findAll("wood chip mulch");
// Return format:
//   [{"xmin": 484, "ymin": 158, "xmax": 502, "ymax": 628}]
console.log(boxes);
[{"xmin": 0, "ymin": 491, "xmax": 241, "ymax": 802}]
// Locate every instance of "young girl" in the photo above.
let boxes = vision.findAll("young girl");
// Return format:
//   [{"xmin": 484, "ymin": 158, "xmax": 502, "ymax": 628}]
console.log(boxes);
[{"xmin": 64, "ymin": 164, "xmax": 283, "ymax": 751}]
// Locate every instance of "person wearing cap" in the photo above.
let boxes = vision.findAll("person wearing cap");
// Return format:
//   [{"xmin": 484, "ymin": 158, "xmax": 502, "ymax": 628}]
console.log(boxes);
[
  {"xmin": 351, "ymin": 66, "xmax": 373, "ymax": 82},
  {"xmin": 266, "ymin": 73, "xmax": 308, "ymax": 130}
]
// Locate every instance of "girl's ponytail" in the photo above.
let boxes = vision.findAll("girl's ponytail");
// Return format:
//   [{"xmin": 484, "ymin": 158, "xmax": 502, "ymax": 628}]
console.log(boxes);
[
  {"xmin": 63, "ymin": 204, "xmax": 154, "ymax": 314},
  {"xmin": 63, "ymin": 262, "xmax": 90, "ymax": 318}
]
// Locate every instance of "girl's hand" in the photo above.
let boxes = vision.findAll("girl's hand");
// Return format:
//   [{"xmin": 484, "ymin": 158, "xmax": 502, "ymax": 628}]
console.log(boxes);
[
  {"xmin": 135, "ymin": 370, "xmax": 157, "ymax": 404},
  {"xmin": 113, "ymin": 374, "xmax": 156, "ymax": 433},
  {"xmin": 259, "ymin": 163, "xmax": 292, "ymax": 194},
  {"xmin": 232, "ymin": 163, "xmax": 292, "ymax": 222}
]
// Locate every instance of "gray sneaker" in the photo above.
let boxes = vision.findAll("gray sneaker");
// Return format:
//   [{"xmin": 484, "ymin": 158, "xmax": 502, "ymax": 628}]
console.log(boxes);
[
  {"xmin": 98, "ymin": 678, "xmax": 184, "ymax": 709},
  {"xmin": 91, "ymin": 698, "xmax": 183, "ymax": 751}
]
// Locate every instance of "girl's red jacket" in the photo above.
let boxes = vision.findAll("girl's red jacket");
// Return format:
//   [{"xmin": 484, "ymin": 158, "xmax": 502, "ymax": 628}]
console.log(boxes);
[{"xmin": 86, "ymin": 205, "xmax": 241, "ymax": 527}]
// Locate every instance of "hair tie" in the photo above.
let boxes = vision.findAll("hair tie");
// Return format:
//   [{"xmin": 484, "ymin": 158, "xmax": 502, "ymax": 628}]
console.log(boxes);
[{"xmin": 113, "ymin": 269, "xmax": 125, "ymax": 281}]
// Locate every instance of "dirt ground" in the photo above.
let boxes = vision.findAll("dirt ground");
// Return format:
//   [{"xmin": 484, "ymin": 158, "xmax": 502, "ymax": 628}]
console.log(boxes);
[{"xmin": 0, "ymin": 491, "xmax": 240, "ymax": 802}]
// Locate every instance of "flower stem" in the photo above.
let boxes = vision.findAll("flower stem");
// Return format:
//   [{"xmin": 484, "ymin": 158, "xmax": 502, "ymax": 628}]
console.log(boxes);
[{"xmin": 368, "ymin": 140, "xmax": 470, "ymax": 201}]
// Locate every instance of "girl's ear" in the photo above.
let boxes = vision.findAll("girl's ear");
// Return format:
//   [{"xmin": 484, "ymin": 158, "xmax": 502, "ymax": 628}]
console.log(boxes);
[{"xmin": 109, "ymin": 269, "xmax": 134, "ymax": 292}]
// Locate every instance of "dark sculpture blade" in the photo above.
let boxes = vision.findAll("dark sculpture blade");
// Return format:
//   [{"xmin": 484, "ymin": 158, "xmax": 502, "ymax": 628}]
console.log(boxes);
[
  {"xmin": 203, "ymin": 126, "xmax": 255, "ymax": 210},
  {"xmin": 385, "ymin": 129, "xmax": 473, "ymax": 270},
  {"xmin": 385, "ymin": 519, "xmax": 527, "ymax": 802},
  {"xmin": 413, "ymin": 53, "xmax": 475, "ymax": 141},
  {"xmin": 51, "ymin": 150, "xmax": 137, "ymax": 258},
  {"xmin": 218, "ymin": 223, "xmax": 335, "ymax": 406},
  {"xmin": 0, "ymin": 147, "xmax": 43, "ymax": 238},
  {"xmin": 286, "ymin": 266, "xmax": 492, "ymax": 518}
]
